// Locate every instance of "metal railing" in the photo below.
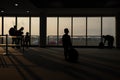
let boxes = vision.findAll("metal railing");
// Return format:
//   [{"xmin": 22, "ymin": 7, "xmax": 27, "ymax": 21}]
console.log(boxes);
[
  {"xmin": 0, "ymin": 34, "xmax": 24, "ymax": 55},
  {"xmin": 47, "ymin": 35, "xmax": 103, "ymax": 46}
]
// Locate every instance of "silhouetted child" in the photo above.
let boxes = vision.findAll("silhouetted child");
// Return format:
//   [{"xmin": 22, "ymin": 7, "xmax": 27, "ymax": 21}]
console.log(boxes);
[
  {"xmin": 62, "ymin": 28, "xmax": 72, "ymax": 60},
  {"xmin": 24, "ymin": 32, "xmax": 30, "ymax": 48}
]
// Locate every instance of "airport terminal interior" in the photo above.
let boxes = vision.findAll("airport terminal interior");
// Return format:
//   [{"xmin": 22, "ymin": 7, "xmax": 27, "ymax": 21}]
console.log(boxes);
[{"xmin": 0, "ymin": 0, "xmax": 120, "ymax": 80}]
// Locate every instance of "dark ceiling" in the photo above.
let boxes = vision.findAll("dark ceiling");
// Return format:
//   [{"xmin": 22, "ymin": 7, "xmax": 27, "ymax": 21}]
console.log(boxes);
[
  {"xmin": 0, "ymin": 0, "xmax": 120, "ymax": 16},
  {"xmin": 29, "ymin": 0, "xmax": 120, "ymax": 8}
]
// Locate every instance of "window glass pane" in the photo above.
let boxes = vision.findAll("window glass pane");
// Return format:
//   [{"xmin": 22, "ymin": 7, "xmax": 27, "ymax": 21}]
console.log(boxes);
[
  {"xmin": 4, "ymin": 17, "xmax": 15, "ymax": 35},
  {"xmin": 31, "ymin": 17, "xmax": 40, "ymax": 35},
  {"xmin": 47, "ymin": 17, "xmax": 57, "ymax": 45},
  {"xmin": 59, "ymin": 17, "xmax": 71, "ymax": 35},
  {"xmin": 4, "ymin": 17, "xmax": 15, "ymax": 44},
  {"xmin": 73, "ymin": 17, "xmax": 86, "ymax": 46},
  {"xmin": 87, "ymin": 17, "xmax": 101, "ymax": 46},
  {"xmin": 31, "ymin": 17, "xmax": 40, "ymax": 45},
  {"xmin": 17, "ymin": 17, "xmax": 29, "ymax": 35},
  {"xmin": 102, "ymin": 17, "xmax": 116, "ymax": 46},
  {"xmin": 59, "ymin": 17, "xmax": 71, "ymax": 45}
]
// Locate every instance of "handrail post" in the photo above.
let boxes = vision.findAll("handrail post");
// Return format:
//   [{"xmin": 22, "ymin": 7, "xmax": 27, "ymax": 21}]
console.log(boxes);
[
  {"xmin": 6, "ymin": 34, "xmax": 8, "ymax": 55},
  {"xmin": 23, "ymin": 36, "xmax": 24, "ymax": 53},
  {"xmin": 48, "ymin": 36, "xmax": 49, "ymax": 45}
]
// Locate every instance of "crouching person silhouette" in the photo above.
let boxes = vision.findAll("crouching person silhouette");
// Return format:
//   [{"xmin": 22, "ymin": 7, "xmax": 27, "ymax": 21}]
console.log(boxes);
[{"xmin": 102, "ymin": 35, "xmax": 114, "ymax": 48}]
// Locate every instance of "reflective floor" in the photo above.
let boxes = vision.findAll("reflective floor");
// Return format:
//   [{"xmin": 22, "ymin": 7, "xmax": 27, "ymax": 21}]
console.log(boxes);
[{"xmin": 0, "ymin": 47, "xmax": 120, "ymax": 80}]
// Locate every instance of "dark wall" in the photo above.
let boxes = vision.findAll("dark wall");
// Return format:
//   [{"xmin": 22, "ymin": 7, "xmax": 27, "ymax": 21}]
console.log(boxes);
[{"xmin": 116, "ymin": 13, "xmax": 120, "ymax": 48}]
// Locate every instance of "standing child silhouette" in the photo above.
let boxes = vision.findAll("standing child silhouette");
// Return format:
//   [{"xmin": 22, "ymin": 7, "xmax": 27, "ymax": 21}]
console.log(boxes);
[
  {"xmin": 24, "ymin": 32, "xmax": 30, "ymax": 48},
  {"xmin": 62, "ymin": 28, "xmax": 72, "ymax": 60}
]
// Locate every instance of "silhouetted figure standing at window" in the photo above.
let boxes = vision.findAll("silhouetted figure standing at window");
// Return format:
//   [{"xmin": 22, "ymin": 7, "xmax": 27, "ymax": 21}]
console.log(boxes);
[
  {"xmin": 62, "ymin": 28, "xmax": 72, "ymax": 60},
  {"xmin": 16, "ymin": 27, "xmax": 24, "ymax": 49},
  {"xmin": 24, "ymin": 32, "xmax": 30, "ymax": 48},
  {"xmin": 9, "ymin": 25, "xmax": 17, "ymax": 48},
  {"xmin": 103, "ymin": 35, "xmax": 114, "ymax": 48}
]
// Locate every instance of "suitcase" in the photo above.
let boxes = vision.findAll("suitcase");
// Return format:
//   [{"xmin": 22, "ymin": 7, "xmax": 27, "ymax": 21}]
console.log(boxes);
[{"xmin": 68, "ymin": 48, "xmax": 79, "ymax": 62}]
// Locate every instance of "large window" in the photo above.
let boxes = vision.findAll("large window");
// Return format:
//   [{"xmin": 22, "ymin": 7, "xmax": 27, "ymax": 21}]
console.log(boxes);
[
  {"xmin": 47, "ymin": 17, "xmax": 57, "ymax": 45},
  {"xmin": 87, "ymin": 17, "xmax": 101, "ymax": 46},
  {"xmin": 17, "ymin": 17, "xmax": 29, "ymax": 35},
  {"xmin": 4, "ymin": 17, "xmax": 15, "ymax": 35},
  {"xmin": 31, "ymin": 17, "xmax": 40, "ymax": 45},
  {"xmin": 0, "ymin": 16, "xmax": 40, "ymax": 46},
  {"xmin": 102, "ymin": 17, "xmax": 116, "ymax": 46},
  {"xmin": 0, "ymin": 16, "xmax": 116, "ymax": 47},
  {"xmin": 59, "ymin": 17, "xmax": 71, "ymax": 45},
  {"xmin": 46, "ymin": 16, "xmax": 116, "ymax": 47},
  {"xmin": 73, "ymin": 17, "xmax": 86, "ymax": 46},
  {"xmin": 59, "ymin": 17, "xmax": 71, "ymax": 36},
  {"xmin": 3, "ymin": 17, "xmax": 16, "ymax": 44}
]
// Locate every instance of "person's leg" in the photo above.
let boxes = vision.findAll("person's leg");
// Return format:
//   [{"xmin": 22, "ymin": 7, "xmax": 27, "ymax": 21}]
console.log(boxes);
[
  {"xmin": 64, "ymin": 48, "xmax": 68, "ymax": 60},
  {"xmin": 16, "ymin": 38, "xmax": 20, "ymax": 49},
  {"xmin": 110, "ymin": 40, "xmax": 114, "ymax": 48},
  {"xmin": 28, "ymin": 40, "xmax": 30, "ymax": 48},
  {"xmin": 108, "ymin": 41, "xmax": 112, "ymax": 48},
  {"xmin": 26, "ymin": 41, "xmax": 29, "ymax": 48},
  {"xmin": 12, "ymin": 38, "xmax": 15, "ymax": 48}
]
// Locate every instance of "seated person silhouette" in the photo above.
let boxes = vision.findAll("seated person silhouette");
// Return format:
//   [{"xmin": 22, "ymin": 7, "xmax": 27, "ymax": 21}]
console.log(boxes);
[
  {"xmin": 102, "ymin": 35, "xmax": 114, "ymax": 48},
  {"xmin": 9, "ymin": 25, "xmax": 17, "ymax": 48},
  {"xmin": 62, "ymin": 28, "xmax": 72, "ymax": 60}
]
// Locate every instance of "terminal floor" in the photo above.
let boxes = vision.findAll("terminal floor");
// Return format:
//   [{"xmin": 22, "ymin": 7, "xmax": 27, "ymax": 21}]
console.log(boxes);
[{"xmin": 0, "ymin": 47, "xmax": 120, "ymax": 80}]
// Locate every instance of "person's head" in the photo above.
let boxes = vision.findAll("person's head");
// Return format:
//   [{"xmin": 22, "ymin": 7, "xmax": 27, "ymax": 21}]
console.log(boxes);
[
  {"xmin": 64, "ymin": 28, "xmax": 69, "ymax": 34},
  {"xmin": 14, "ymin": 25, "xmax": 17, "ymax": 29},
  {"xmin": 102, "ymin": 35, "xmax": 105, "ymax": 38},
  {"xmin": 26, "ymin": 32, "xmax": 29, "ymax": 35},
  {"xmin": 20, "ymin": 27, "xmax": 24, "ymax": 31}
]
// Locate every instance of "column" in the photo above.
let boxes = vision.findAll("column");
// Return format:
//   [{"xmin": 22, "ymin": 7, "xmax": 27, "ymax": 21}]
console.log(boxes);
[
  {"xmin": 40, "ymin": 14, "xmax": 47, "ymax": 47},
  {"xmin": 116, "ymin": 14, "xmax": 120, "ymax": 48}
]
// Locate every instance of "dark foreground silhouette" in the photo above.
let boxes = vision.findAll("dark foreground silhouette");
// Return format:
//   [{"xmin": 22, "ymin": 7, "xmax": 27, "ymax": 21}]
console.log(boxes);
[{"xmin": 62, "ymin": 28, "xmax": 79, "ymax": 62}]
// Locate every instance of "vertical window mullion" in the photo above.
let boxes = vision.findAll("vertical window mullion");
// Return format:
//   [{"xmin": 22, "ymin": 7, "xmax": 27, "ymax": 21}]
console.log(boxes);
[
  {"xmin": 2, "ymin": 16, "xmax": 4, "ymax": 35},
  {"xmin": 71, "ymin": 17, "xmax": 73, "ymax": 43},
  {"xmin": 57, "ymin": 17, "xmax": 59, "ymax": 46},
  {"xmin": 39, "ymin": 17, "xmax": 41, "ymax": 46},
  {"xmin": 29, "ymin": 17, "xmax": 31, "ymax": 45},
  {"xmin": 86, "ymin": 16, "xmax": 88, "ymax": 46},
  {"xmin": 2, "ymin": 16, "xmax": 4, "ymax": 44},
  {"xmin": 101, "ymin": 16, "xmax": 103, "ymax": 42}
]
